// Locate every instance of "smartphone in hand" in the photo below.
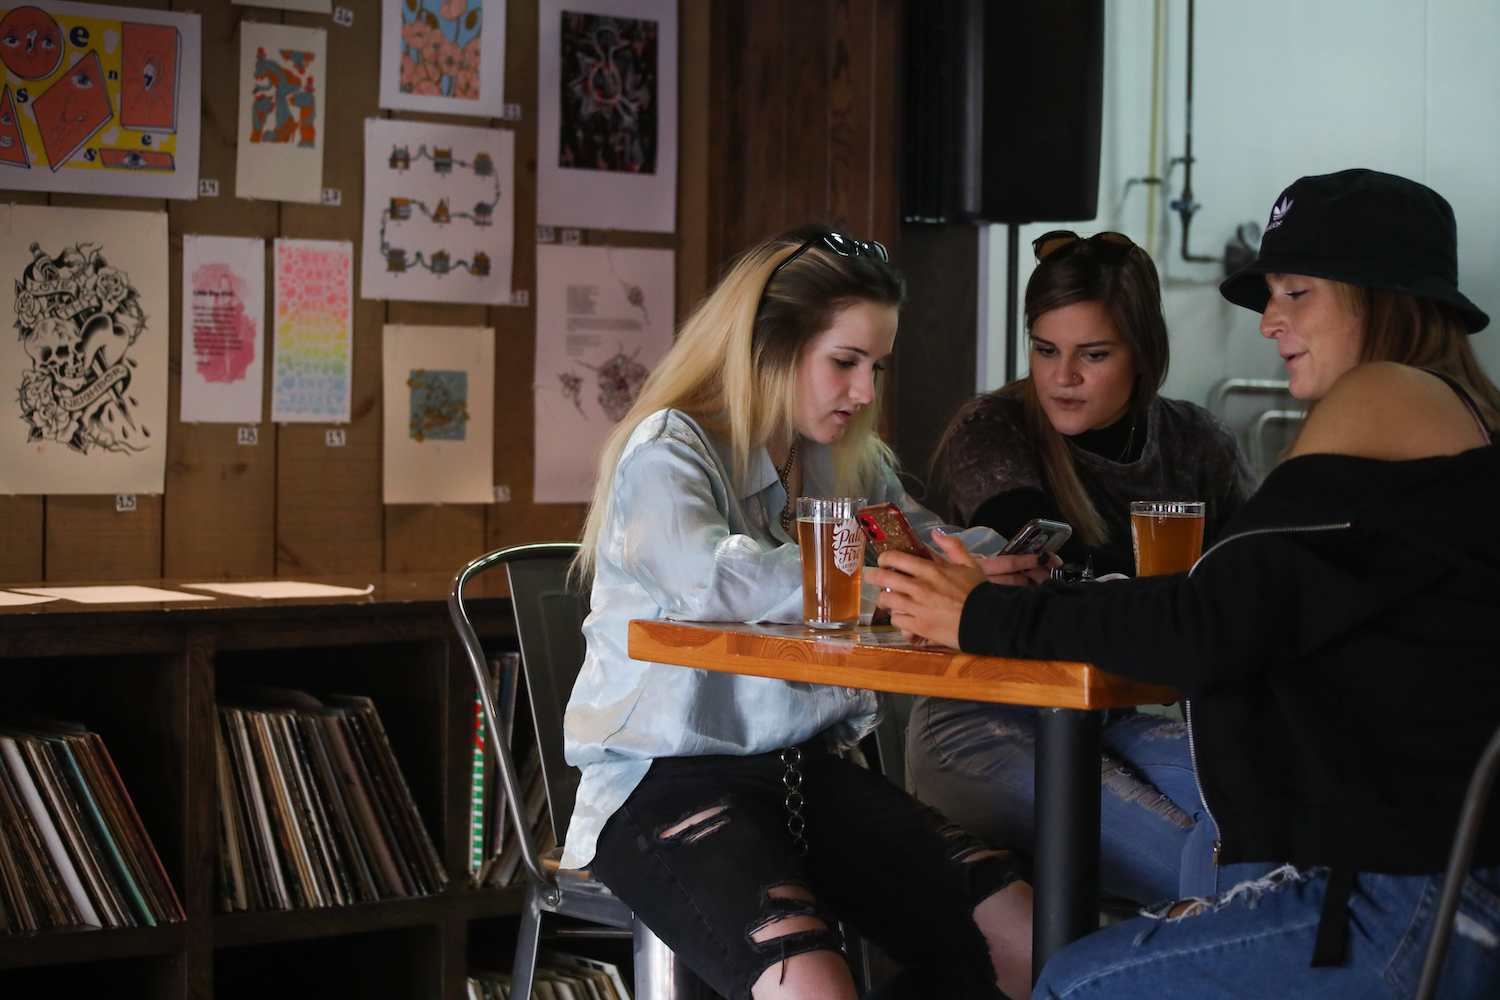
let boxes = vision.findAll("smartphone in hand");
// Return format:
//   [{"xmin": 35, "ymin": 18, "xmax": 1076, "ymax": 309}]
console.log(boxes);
[
  {"xmin": 999, "ymin": 518, "xmax": 1073, "ymax": 558},
  {"xmin": 857, "ymin": 503, "xmax": 934, "ymax": 560}
]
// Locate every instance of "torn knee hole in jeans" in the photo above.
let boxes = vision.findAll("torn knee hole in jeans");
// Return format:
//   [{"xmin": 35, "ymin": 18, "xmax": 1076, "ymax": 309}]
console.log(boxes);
[
  {"xmin": 747, "ymin": 885, "xmax": 845, "ymax": 983},
  {"xmin": 1135, "ymin": 864, "xmax": 1311, "ymax": 943},
  {"xmin": 1100, "ymin": 757, "xmax": 1194, "ymax": 830},
  {"xmin": 936, "ymin": 820, "xmax": 1017, "ymax": 869},
  {"xmin": 655, "ymin": 799, "xmax": 731, "ymax": 844}
]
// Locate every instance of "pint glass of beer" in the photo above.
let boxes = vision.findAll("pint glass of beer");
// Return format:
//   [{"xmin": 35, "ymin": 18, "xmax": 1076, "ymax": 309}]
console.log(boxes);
[
  {"xmin": 797, "ymin": 497, "xmax": 866, "ymax": 629},
  {"xmin": 1130, "ymin": 500, "xmax": 1206, "ymax": 576}
]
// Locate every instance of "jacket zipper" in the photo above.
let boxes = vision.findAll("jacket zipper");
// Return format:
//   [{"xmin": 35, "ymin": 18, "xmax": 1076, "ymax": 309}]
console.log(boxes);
[{"xmin": 1183, "ymin": 520, "xmax": 1352, "ymax": 864}]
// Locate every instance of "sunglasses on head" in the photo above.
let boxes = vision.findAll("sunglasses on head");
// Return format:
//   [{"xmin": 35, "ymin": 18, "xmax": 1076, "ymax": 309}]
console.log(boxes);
[
  {"xmin": 1032, "ymin": 230, "xmax": 1137, "ymax": 263},
  {"xmin": 764, "ymin": 231, "xmax": 889, "ymax": 290}
]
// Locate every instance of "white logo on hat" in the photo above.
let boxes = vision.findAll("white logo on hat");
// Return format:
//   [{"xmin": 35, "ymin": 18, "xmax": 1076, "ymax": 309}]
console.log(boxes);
[{"xmin": 1266, "ymin": 196, "xmax": 1294, "ymax": 232}]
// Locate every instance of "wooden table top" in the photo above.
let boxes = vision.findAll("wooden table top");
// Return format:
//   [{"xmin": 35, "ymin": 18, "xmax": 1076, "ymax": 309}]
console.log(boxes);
[{"xmin": 629, "ymin": 620, "xmax": 1179, "ymax": 710}]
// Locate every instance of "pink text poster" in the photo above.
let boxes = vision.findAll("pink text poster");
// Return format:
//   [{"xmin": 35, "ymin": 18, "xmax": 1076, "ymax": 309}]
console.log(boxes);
[
  {"xmin": 180, "ymin": 235, "xmax": 265, "ymax": 424},
  {"xmin": 271, "ymin": 239, "xmax": 352, "ymax": 423}
]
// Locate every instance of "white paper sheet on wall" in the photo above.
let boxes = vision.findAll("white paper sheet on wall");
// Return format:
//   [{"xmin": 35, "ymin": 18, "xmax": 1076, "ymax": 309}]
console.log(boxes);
[
  {"xmin": 236, "ymin": 22, "xmax": 327, "ymax": 204},
  {"xmin": 0, "ymin": 3, "xmax": 202, "ymax": 199},
  {"xmin": 379, "ymin": 0, "xmax": 507, "ymax": 118},
  {"xmin": 383, "ymin": 325, "xmax": 495, "ymax": 504},
  {"xmin": 535, "ymin": 0, "xmax": 678, "ymax": 232},
  {"xmin": 180, "ymin": 235, "xmax": 266, "ymax": 424},
  {"xmin": 533, "ymin": 244, "xmax": 674, "ymax": 503},
  {"xmin": 0, "ymin": 205, "xmax": 170, "ymax": 495},
  {"xmin": 271, "ymin": 239, "xmax": 353, "ymax": 424},
  {"xmin": 360, "ymin": 118, "xmax": 515, "ymax": 305}
]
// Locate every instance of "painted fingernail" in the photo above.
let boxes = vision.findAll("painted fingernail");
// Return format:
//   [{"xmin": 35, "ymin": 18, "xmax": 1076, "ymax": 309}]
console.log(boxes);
[{"xmin": 1037, "ymin": 554, "xmax": 1048, "ymax": 566}]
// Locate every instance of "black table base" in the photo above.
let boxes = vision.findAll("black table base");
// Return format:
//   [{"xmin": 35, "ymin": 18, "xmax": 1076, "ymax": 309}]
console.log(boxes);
[{"xmin": 1032, "ymin": 707, "xmax": 1104, "ymax": 982}]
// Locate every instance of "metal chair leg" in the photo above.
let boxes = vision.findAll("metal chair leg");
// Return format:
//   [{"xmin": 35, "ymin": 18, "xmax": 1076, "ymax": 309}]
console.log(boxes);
[
  {"xmin": 634, "ymin": 916, "xmax": 703, "ymax": 1000},
  {"xmin": 512, "ymin": 888, "xmax": 544, "ymax": 1000}
]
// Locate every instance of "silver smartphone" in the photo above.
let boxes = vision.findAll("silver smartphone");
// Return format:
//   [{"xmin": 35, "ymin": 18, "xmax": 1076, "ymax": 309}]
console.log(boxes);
[{"xmin": 998, "ymin": 518, "xmax": 1073, "ymax": 557}]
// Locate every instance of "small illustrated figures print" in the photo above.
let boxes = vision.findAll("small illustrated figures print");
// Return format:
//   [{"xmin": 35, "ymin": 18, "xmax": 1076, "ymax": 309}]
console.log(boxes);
[{"xmin": 14, "ymin": 241, "xmax": 151, "ymax": 454}]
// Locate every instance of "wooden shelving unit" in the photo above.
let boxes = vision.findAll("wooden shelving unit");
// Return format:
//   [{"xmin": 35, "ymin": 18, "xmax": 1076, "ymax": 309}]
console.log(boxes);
[{"xmin": 0, "ymin": 573, "xmax": 524, "ymax": 999}]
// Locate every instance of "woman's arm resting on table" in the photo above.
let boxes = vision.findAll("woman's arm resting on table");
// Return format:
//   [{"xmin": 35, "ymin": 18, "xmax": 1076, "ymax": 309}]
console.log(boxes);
[{"xmin": 873, "ymin": 526, "xmax": 1446, "ymax": 693}]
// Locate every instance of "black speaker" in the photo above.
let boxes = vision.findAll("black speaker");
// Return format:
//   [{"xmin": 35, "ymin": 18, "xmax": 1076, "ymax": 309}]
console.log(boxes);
[{"xmin": 903, "ymin": 0, "xmax": 1105, "ymax": 225}]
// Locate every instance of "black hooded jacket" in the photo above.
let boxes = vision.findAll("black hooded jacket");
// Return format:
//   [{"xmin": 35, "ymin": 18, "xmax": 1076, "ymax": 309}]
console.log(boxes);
[{"xmin": 960, "ymin": 443, "xmax": 1500, "ymax": 876}]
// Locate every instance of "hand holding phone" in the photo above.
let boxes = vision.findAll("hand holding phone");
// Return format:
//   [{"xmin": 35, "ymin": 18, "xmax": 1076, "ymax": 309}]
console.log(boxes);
[
  {"xmin": 857, "ymin": 503, "xmax": 934, "ymax": 561},
  {"xmin": 998, "ymin": 518, "xmax": 1073, "ymax": 558}
]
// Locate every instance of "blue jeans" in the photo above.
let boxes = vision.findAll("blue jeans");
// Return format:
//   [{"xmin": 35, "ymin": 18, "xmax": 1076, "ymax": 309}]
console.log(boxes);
[
  {"xmin": 1036, "ymin": 864, "xmax": 1500, "ymax": 999},
  {"xmin": 906, "ymin": 697, "xmax": 1272, "ymax": 903}
]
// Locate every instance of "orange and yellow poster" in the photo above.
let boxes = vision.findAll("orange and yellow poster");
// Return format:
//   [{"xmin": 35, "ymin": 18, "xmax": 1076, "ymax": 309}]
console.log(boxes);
[{"xmin": 0, "ymin": 2, "xmax": 200, "ymax": 199}]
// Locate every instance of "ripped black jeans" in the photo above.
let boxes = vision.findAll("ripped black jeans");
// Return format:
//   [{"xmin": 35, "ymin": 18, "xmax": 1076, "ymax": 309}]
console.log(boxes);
[{"xmin": 591, "ymin": 740, "xmax": 1020, "ymax": 1000}]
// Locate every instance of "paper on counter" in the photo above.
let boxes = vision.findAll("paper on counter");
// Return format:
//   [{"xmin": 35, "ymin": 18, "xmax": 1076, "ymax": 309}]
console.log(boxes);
[
  {"xmin": 181, "ymin": 581, "xmax": 374, "ymax": 599},
  {"xmin": 0, "ymin": 592, "xmax": 59, "ymax": 607},
  {"xmin": 10, "ymin": 586, "xmax": 213, "ymax": 604}
]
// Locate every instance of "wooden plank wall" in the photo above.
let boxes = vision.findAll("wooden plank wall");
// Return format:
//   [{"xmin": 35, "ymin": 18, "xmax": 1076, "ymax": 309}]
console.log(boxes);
[
  {"xmin": 711, "ymin": 0, "xmax": 902, "ymax": 267},
  {"xmin": 0, "ymin": 0, "xmax": 901, "ymax": 585}
]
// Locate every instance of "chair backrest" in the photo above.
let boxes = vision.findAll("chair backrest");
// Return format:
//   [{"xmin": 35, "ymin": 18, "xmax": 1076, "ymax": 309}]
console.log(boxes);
[{"xmin": 504, "ymin": 550, "xmax": 589, "ymax": 846}]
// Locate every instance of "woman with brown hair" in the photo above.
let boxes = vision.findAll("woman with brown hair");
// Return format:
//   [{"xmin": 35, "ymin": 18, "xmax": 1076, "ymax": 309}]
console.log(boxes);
[
  {"xmin": 907, "ymin": 232, "xmax": 1257, "ymax": 909},
  {"xmin": 873, "ymin": 169, "xmax": 1500, "ymax": 998}
]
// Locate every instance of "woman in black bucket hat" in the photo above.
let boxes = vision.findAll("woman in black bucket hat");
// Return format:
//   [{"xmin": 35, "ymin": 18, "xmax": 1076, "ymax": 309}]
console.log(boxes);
[{"xmin": 869, "ymin": 168, "xmax": 1500, "ymax": 999}]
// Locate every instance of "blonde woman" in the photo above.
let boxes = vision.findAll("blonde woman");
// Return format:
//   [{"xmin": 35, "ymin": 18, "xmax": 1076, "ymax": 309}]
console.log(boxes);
[{"xmin": 562, "ymin": 227, "xmax": 1047, "ymax": 1000}]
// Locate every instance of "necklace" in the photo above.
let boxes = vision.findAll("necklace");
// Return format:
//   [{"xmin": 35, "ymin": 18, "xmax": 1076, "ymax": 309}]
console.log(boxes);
[
  {"xmin": 776, "ymin": 439, "xmax": 799, "ymax": 534},
  {"xmin": 1119, "ymin": 412, "xmax": 1140, "ymax": 462}
]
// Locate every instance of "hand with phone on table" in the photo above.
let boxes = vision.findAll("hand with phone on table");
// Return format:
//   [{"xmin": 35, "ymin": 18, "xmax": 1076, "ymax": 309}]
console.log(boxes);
[{"xmin": 866, "ymin": 530, "xmax": 1059, "ymax": 648}]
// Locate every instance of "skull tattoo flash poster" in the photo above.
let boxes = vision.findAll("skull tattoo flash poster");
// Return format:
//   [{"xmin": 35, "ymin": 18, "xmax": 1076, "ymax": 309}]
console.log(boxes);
[
  {"xmin": 0, "ymin": 204, "xmax": 169, "ymax": 494},
  {"xmin": 532, "ymin": 243, "xmax": 673, "ymax": 503}
]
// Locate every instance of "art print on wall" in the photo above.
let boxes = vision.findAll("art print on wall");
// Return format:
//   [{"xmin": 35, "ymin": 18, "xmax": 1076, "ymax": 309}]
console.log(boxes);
[
  {"xmin": 537, "ymin": 0, "xmax": 677, "ymax": 232},
  {"xmin": 0, "ymin": 205, "xmax": 169, "ymax": 494},
  {"xmin": 382, "ymin": 325, "xmax": 494, "ymax": 504},
  {"xmin": 236, "ymin": 21, "xmax": 326, "ymax": 204},
  {"xmin": 0, "ymin": 2, "xmax": 201, "ymax": 199},
  {"xmin": 361, "ymin": 118, "xmax": 514, "ymax": 304},
  {"xmin": 180, "ymin": 235, "xmax": 265, "ymax": 425},
  {"xmin": 379, "ymin": 0, "xmax": 507, "ymax": 118},
  {"xmin": 559, "ymin": 11, "xmax": 657, "ymax": 174},
  {"xmin": 271, "ymin": 239, "xmax": 352, "ymax": 424},
  {"xmin": 533, "ymin": 244, "xmax": 673, "ymax": 503}
]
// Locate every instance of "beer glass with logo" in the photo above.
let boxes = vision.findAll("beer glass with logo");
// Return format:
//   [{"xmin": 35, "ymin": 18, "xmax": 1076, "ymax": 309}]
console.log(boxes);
[
  {"xmin": 797, "ymin": 497, "xmax": 866, "ymax": 628},
  {"xmin": 1130, "ymin": 500, "xmax": 1206, "ymax": 576}
]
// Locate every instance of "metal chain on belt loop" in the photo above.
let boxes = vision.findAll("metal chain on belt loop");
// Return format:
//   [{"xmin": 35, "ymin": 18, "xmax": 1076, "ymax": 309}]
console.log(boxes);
[{"xmin": 781, "ymin": 746, "xmax": 808, "ymax": 857}]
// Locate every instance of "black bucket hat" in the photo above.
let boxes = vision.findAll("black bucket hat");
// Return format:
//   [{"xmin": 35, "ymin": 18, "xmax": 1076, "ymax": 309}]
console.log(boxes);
[{"xmin": 1220, "ymin": 168, "xmax": 1489, "ymax": 333}]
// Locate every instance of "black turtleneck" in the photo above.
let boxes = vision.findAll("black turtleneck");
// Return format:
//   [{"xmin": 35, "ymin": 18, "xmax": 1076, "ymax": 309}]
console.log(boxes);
[{"xmin": 968, "ymin": 410, "xmax": 1144, "ymax": 576}]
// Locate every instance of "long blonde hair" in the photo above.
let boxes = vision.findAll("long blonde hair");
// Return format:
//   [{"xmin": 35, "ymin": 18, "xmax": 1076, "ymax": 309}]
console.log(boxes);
[{"xmin": 575, "ymin": 226, "xmax": 905, "ymax": 576}]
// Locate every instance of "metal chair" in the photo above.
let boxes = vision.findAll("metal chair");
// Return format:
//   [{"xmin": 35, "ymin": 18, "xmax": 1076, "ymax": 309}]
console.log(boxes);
[
  {"xmin": 1414, "ymin": 720, "xmax": 1500, "ymax": 1000},
  {"xmin": 449, "ymin": 543, "xmax": 704, "ymax": 1000}
]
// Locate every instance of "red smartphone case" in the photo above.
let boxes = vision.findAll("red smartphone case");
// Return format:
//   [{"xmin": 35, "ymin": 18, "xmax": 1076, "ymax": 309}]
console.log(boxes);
[{"xmin": 856, "ymin": 503, "xmax": 934, "ymax": 560}]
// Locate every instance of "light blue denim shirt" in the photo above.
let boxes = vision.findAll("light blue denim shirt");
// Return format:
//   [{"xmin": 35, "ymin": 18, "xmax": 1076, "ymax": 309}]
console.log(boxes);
[{"xmin": 560, "ymin": 409, "xmax": 1004, "ymax": 868}]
